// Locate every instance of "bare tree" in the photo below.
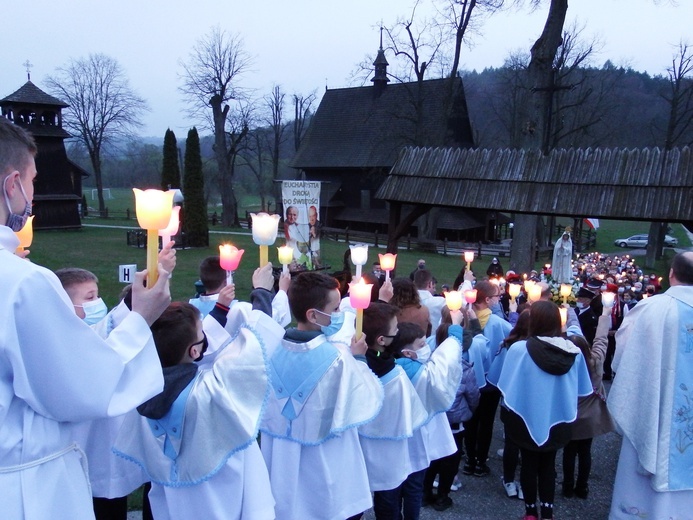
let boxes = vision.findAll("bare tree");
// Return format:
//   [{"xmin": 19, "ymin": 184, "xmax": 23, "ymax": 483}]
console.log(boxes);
[
  {"xmin": 646, "ymin": 41, "xmax": 693, "ymax": 266},
  {"xmin": 46, "ymin": 54, "xmax": 148, "ymax": 216},
  {"xmin": 265, "ymin": 85, "xmax": 288, "ymax": 182},
  {"xmin": 180, "ymin": 27, "xmax": 252, "ymax": 226},
  {"xmin": 509, "ymin": 0, "xmax": 568, "ymax": 272},
  {"xmin": 293, "ymin": 91, "xmax": 317, "ymax": 152}
]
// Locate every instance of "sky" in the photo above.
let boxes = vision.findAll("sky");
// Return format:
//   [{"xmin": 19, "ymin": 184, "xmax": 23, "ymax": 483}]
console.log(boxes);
[{"xmin": 2, "ymin": 0, "xmax": 690, "ymax": 137}]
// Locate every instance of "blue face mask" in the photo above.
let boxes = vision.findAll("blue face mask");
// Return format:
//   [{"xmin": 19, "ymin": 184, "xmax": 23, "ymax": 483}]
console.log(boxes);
[
  {"xmin": 77, "ymin": 298, "xmax": 108, "ymax": 326},
  {"xmin": 3, "ymin": 175, "xmax": 32, "ymax": 232},
  {"xmin": 315, "ymin": 309, "xmax": 345, "ymax": 337}
]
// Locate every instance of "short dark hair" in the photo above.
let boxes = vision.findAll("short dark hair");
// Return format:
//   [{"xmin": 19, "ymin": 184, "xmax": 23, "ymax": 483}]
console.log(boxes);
[
  {"xmin": 413, "ymin": 268, "xmax": 433, "ymax": 289},
  {"xmin": 0, "ymin": 116, "xmax": 37, "ymax": 177},
  {"xmin": 288, "ymin": 272, "xmax": 339, "ymax": 323},
  {"xmin": 363, "ymin": 303, "xmax": 398, "ymax": 348},
  {"xmin": 390, "ymin": 321, "xmax": 426, "ymax": 358},
  {"xmin": 150, "ymin": 302, "xmax": 200, "ymax": 367},
  {"xmin": 199, "ymin": 256, "xmax": 226, "ymax": 293},
  {"xmin": 528, "ymin": 300, "xmax": 562, "ymax": 338},
  {"xmin": 671, "ymin": 252, "xmax": 693, "ymax": 285}
]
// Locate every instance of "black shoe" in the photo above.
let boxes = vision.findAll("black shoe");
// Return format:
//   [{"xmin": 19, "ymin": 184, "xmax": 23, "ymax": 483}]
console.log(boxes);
[
  {"xmin": 422, "ymin": 492, "xmax": 436, "ymax": 507},
  {"xmin": 574, "ymin": 484, "xmax": 589, "ymax": 499},
  {"xmin": 562, "ymin": 484, "xmax": 574, "ymax": 498},
  {"xmin": 432, "ymin": 496, "xmax": 453, "ymax": 511},
  {"xmin": 474, "ymin": 463, "xmax": 490, "ymax": 477},
  {"xmin": 462, "ymin": 460, "xmax": 476, "ymax": 475}
]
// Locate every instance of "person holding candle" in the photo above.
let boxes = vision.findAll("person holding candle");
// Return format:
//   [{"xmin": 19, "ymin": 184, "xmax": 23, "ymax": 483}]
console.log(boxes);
[
  {"xmin": 259, "ymin": 271, "xmax": 384, "ymax": 520},
  {"xmin": 575, "ymin": 287, "xmax": 599, "ymax": 344},
  {"xmin": 113, "ymin": 288, "xmax": 284, "ymax": 520},
  {"xmin": 359, "ymin": 303, "xmax": 429, "ymax": 520},
  {"xmin": 389, "ymin": 315, "xmax": 464, "ymax": 515},
  {"xmin": 496, "ymin": 301, "xmax": 592, "ymax": 520},
  {"xmin": 0, "ymin": 117, "xmax": 173, "ymax": 519},
  {"xmin": 463, "ymin": 281, "xmax": 512, "ymax": 478},
  {"xmin": 189, "ymin": 255, "xmax": 291, "ymax": 326},
  {"xmin": 562, "ymin": 300, "xmax": 616, "ymax": 500}
]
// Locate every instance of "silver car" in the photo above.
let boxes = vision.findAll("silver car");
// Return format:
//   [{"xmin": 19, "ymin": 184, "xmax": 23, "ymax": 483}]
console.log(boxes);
[{"xmin": 614, "ymin": 234, "xmax": 678, "ymax": 248}]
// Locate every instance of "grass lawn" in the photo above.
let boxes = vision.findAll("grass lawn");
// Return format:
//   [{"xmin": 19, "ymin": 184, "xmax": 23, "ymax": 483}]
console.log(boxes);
[{"xmin": 28, "ymin": 215, "xmax": 690, "ymax": 307}]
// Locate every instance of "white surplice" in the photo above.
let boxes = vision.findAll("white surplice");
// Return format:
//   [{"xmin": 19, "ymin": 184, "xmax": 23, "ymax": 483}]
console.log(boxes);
[{"xmin": 0, "ymin": 226, "xmax": 164, "ymax": 520}]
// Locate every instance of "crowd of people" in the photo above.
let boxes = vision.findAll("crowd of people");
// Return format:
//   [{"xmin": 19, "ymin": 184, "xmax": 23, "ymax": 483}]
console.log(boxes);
[{"xmin": 2, "ymin": 115, "xmax": 693, "ymax": 520}]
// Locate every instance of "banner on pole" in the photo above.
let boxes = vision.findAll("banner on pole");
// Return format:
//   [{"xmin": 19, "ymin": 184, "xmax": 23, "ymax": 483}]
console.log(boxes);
[{"xmin": 281, "ymin": 180, "xmax": 322, "ymax": 268}]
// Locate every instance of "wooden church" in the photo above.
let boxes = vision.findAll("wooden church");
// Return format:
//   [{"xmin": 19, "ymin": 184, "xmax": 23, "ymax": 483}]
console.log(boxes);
[
  {"xmin": 290, "ymin": 37, "xmax": 507, "ymax": 242},
  {"xmin": 1, "ymin": 75, "xmax": 86, "ymax": 229}
]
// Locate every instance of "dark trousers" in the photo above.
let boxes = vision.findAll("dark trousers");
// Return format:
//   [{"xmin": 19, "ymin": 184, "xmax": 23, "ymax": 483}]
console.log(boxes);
[
  {"xmin": 423, "ymin": 431, "xmax": 464, "ymax": 496},
  {"xmin": 142, "ymin": 483, "xmax": 153, "ymax": 520},
  {"xmin": 93, "ymin": 497, "xmax": 127, "ymax": 520},
  {"xmin": 520, "ymin": 448, "xmax": 557, "ymax": 519},
  {"xmin": 373, "ymin": 468, "xmax": 426, "ymax": 520},
  {"xmin": 463, "ymin": 387, "xmax": 501, "ymax": 466},
  {"xmin": 562, "ymin": 438, "xmax": 593, "ymax": 490},
  {"xmin": 502, "ymin": 433, "xmax": 521, "ymax": 484}
]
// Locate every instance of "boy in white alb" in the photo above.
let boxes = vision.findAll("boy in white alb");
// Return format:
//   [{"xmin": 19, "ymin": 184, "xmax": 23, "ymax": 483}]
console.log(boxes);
[{"xmin": 260, "ymin": 272, "xmax": 384, "ymax": 520}]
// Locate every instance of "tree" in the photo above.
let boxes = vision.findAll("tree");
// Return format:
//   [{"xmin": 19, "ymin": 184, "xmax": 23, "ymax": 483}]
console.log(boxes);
[
  {"xmin": 509, "ymin": 0, "xmax": 568, "ymax": 272},
  {"xmin": 46, "ymin": 54, "xmax": 148, "ymax": 216},
  {"xmin": 646, "ymin": 41, "xmax": 693, "ymax": 267},
  {"xmin": 180, "ymin": 27, "xmax": 252, "ymax": 227},
  {"xmin": 265, "ymin": 85, "xmax": 288, "ymax": 182},
  {"xmin": 183, "ymin": 127, "xmax": 208, "ymax": 247},
  {"xmin": 161, "ymin": 129, "xmax": 181, "ymax": 190},
  {"xmin": 293, "ymin": 91, "xmax": 317, "ymax": 151}
]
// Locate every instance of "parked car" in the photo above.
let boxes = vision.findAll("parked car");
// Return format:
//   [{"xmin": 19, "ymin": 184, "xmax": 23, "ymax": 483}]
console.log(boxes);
[{"xmin": 614, "ymin": 234, "xmax": 678, "ymax": 248}]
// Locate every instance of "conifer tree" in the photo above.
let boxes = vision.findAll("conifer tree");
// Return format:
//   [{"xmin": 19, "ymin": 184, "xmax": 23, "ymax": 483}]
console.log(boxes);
[
  {"xmin": 161, "ymin": 128, "xmax": 181, "ymax": 190},
  {"xmin": 183, "ymin": 127, "xmax": 208, "ymax": 246}
]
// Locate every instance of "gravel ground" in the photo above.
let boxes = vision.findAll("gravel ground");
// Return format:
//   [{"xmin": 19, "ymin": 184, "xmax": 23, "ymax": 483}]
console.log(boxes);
[{"xmin": 129, "ymin": 388, "xmax": 621, "ymax": 520}]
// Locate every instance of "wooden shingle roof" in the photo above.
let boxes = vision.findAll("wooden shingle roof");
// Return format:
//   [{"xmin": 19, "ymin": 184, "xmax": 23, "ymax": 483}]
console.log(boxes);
[
  {"xmin": 0, "ymin": 81, "xmax": 68, "ymax": 107},
  {"xmin": 292, "ymin": 77, "xmax": 474, "ymax": 170},
  {"xmin": 376, "ymin": 146, "xmax": 693, "ymax": 222}
]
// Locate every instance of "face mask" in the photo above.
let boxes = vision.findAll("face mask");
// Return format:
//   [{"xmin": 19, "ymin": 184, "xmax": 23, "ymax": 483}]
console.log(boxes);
[
  {"xmin": 617, "ymin": 287, "xmax": 625, "ymax": 294},
  {"xmin": 576, "ymin": 301, "xmax": 585, "ymax": 309},
  {"xmin": 77, "ymin": 298, "xmax": 108, "ymax": 325},
  {"xmin": 190, "ymin": 332, "xmax": 209, "ymax": 362},
  {"xmin": 3, "ymin": 175, "xmax": 32, "ymax": 232},
  {"xmin": 412, "ymin": 345, "xmax": 431, "ymax": 364},
  {"xmin": 315, "ymin": 310, "xmax": 345, "ymax": 337}
]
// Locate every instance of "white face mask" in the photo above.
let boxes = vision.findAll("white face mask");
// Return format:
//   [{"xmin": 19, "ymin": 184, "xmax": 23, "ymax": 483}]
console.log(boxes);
[
  {"xmin": 76, "ymin": 298, "xmax": 108, "ymax": 325},
  {"xmin": 404, "ymin": 344, "xmax": 431, "ymax": 364},
  {"xmin": 576, "ymin": 301, "xmax": 585, "ymax": 310}
]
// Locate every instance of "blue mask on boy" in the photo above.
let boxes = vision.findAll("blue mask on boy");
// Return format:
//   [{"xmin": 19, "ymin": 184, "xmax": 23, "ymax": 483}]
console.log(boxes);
[
  {"xmin": 315, "ymin": 309, "xmax": 345, "ymax": 337},
  {"xmin": 77, "ymin": 298, "xmax": 108, "ymax": 326}
]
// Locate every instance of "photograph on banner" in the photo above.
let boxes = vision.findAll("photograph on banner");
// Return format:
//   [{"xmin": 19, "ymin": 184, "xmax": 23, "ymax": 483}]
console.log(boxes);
[{"xmin": 281, "ymin": 180, "xmax": 322, "ymax": 269}]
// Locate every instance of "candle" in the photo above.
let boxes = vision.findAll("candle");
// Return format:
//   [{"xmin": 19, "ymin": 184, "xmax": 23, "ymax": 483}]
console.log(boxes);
[
  {"xmin": 559, "ymin": 307, "xmax": 567, "ymax": 329},
  {"xmin": 527, "ymin": 284, "xmax": 542, "ymax": 303},
  {"xmin": 498, "ymin": 277, "xmax": 506, "ymax": 287},
  {"xmin": 378, "ymin": 253, "xmax": 397, "ymax": 282},
  {"xmin": 560, "ymin": 283, "xmax": 572, "ymax": 304},
  {"xmin": 350, "ymin": 244, "xmax": 369, "ymax": 281},
  {"xmin": 602, "ymin": 291, "xmax": 616, "ymax": 308},
  {"xmin": 490, "ymin": 278, "xmax": 500, "ymax": 286},
  {"xmin": 251, "ymin": 212, "xmax": 280, "ymax": 267},
  {"xmin": 464, "ymin": 289, "xmax": 477, "ymax": 304},
  {"xmin": 349, "ymin": 278, "xmax": 373, "ymax": 340},
  {"xmin": 14, "ymin": 214, "xmax": 35, "ymax": 253},
  {"xmin": 508, "ymin": 283, "xmax": 521, "ymax": 301},
  {"xmin": 445, "ymin": 290, "xmax": 463, "ymax": 311},
  {"xmin": 523, "ymin": 279, "xmax": 536, "ymax": 293},
  {"xmin": 158, "ymin": 206, "xmax": 181, "ymax": 246},
  {"xmin": 133, "ymin": 188, "xmax": 174, "ymax": 286},
  {"xmin": 277, "ymin": 245, "xmax": 294, "ymax": 274},
  {"xmin": 219, "ymin": 244, "xmax": 244, "ymax": 284},
  {"xmin": 463, "ymin": 251, "xmax": 475, "ymax": 271}
]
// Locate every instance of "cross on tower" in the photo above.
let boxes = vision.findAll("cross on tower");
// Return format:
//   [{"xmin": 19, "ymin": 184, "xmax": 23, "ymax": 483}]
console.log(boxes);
[{"xmin": 23, "ymin": 59, "xmax": 33, "ymax": 81}]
